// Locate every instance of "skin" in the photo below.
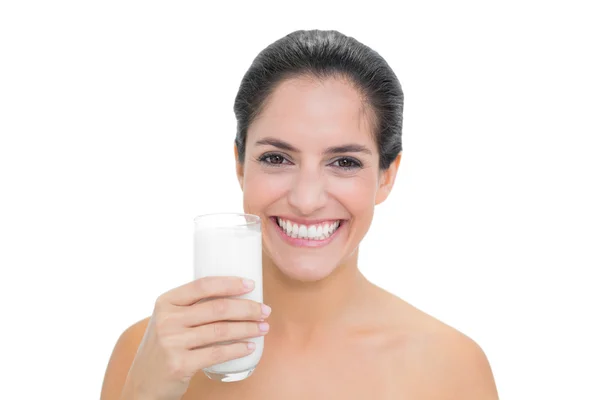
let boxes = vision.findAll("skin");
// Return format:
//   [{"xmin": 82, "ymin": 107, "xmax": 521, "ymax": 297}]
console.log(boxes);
[{"xmin": 101, "ymin": 76, "xmax": 499, "ymax": 399}]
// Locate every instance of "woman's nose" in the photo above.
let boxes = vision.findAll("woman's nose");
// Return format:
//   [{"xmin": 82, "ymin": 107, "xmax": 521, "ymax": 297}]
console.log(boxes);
[{"xmin": 287, "ymin": 167, "xmax": 327, "ymax": 216}]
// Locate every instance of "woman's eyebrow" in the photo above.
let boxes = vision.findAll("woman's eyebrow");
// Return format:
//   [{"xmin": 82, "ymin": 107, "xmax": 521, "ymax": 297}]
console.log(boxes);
[
  {"xmin": 255, "ymin": 137, "xmax": 371, "ymax": 155},
  {"xmin": 324, "ymin": 144, "xmax": 372, "ymax": 155},
  {"xmin": 255, "ymin": 138, "xmax": 299, "ymax": 152}
]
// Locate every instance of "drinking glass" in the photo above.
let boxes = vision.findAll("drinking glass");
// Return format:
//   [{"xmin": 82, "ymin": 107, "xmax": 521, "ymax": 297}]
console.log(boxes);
[{"xmin": 193, "ymin": 213, "xmax": 263, "ymax": 382}]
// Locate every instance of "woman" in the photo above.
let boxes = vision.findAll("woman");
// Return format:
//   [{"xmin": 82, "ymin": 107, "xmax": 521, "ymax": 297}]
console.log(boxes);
[{"xmin": 101, "ymin": 30, "xmax": 498, "ymax": 399}]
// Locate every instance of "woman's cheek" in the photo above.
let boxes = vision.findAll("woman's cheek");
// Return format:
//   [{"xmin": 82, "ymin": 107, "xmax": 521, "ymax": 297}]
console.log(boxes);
[
  {"xmin": 243, "ymin": 168, "xmax": 292, "ymax": 207},
  {"xmin": 327, "ymin": 172, "xmax": 378, "ymax": 207}
]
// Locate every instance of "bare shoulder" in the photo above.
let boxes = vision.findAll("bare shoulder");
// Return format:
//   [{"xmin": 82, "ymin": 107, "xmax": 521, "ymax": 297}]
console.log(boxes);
[
  {"xmin": 100, "ymin": 317, "xmax": 151, "ymax": 400},
  {"xmin": 407, "ymin": 322, "xmax": 499, "ymax": 400},
  {"xmin": 372, "ymin": 287, "xmax": 499, "ymax": 399}
]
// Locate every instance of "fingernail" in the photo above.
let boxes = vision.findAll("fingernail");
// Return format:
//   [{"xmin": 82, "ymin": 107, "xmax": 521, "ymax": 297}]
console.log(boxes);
[
  {"xmin": 261, "ymin": 304, "xmax": 272, "ymax": 317},
  {"xmin": 247, "ymin": 342, "xmax": 256, "ymax": 350},
  {"xmin": 258, "ymin": 322, "xmax": 270, "ymax": 332},
  {"xmin": 243, "ymin": 279, "xmax": 255, "ymax": 289}
]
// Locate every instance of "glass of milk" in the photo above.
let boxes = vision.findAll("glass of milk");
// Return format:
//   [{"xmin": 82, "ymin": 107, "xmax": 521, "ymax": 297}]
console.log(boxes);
[{"xmin": 193, "ymin": 212, "xmax": 263, "ymax": 382}]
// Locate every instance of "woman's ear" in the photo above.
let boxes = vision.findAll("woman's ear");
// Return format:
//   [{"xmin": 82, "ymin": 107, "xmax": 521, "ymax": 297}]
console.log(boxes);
[
  {"xmin": 234, "ymin": 143, "xmax": 244, "ymax": 190},
  {"xmin": 375, "ymin": 153, "xmax": 402, "ymax": 205}
]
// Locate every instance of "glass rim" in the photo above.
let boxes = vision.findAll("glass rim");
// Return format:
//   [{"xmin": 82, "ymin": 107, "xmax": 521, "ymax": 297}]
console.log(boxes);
[{"xmin": 193, "ymin": 212, "xmax": 261, "ymax": 228}]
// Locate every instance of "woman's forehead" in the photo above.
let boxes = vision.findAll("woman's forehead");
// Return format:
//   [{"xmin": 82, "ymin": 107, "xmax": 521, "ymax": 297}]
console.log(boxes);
[
  {"xmin": 248, "ymin": 77, "xmax": 375, "ymax": 148},
  {"xmin": 261, "ymin": 77, "xmax": 364, "ymax": 119}
]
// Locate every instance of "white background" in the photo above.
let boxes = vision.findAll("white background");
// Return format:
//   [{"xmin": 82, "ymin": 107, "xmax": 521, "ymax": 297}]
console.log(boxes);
[{"xmin": 1, "ymin": 1, "xmax": 598, "ymax": 399}]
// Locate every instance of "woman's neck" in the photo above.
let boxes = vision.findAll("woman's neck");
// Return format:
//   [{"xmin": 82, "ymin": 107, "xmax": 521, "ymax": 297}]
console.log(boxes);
[{"xmin": 262, "ymin": 250, "xmax": 369, "ymax": 345}]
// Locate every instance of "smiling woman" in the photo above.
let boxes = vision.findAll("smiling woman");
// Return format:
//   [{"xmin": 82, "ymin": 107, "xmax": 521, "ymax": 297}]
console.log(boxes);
[{"xmin": 101, "ymin": 30, "xmax": 499, "ymax": 400}]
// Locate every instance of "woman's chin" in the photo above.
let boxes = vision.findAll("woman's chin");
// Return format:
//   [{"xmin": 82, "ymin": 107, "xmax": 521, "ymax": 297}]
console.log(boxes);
[{"xmin": 274, "ymin": 259, "xmax": 337, "ymax": 283}]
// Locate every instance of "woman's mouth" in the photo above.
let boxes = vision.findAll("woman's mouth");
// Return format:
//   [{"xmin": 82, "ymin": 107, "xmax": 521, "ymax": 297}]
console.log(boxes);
[{"xmin": 269, "ymin": 216, "xmax": 344, "ymax": 247}]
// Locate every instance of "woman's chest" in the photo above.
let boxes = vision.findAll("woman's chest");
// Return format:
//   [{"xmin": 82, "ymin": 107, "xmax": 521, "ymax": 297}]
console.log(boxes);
[
  {"xmin": 184, "ymin": 341, "xmax": 411, "ymax": 399},
  {"xmin": 185, "ymin": 367, "xmax": 400, "ymax": 399}
]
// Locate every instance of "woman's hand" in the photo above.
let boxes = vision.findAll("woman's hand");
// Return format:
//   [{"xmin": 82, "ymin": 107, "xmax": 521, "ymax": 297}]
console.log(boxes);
[{"xmin": 121, "ymin": 277, "xmax": 270, "ymax": 400}]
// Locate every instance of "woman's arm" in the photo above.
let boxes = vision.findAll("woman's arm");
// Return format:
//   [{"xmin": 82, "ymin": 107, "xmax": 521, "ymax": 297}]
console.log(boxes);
[
  {"xmin": 100, "ymin": 318, "xmax": 150, "ymax": 400},
  {"xmin": 447, "ymin": 335, "xmax": 499, "ymax": 399},
  {"xmin": 420, "ymin": 331, "xmax": 499, "ymax": 400}
]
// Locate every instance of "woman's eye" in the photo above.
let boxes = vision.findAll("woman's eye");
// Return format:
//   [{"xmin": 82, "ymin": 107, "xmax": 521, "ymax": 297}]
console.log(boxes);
[
  {"xmin": 332, "ymin": 157, "xmax": 362, "ymax": 170},
  {"xmin": 258, "ymin": 153, "xmax": 289, "ymax": 166},
  {"xmin": 266, "ymin": 155, "xmax": 284, "ymax": 164}
]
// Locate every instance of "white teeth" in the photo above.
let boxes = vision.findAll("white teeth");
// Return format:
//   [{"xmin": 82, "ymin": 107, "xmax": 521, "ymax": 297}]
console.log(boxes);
[
  {"xmin": 276, "ymin": 218, "xmax": 342, "ymax": 241},
  {"xmin": 298, "ymin": 225, "xmax": 308, "ymax": 239},
  {"xmin": 316, "ymin": 225, "xmax": 323, "ymax": 238},
  {"xmin": 285, "ymin": 220, "xmax": 292, "ymax": 234}
]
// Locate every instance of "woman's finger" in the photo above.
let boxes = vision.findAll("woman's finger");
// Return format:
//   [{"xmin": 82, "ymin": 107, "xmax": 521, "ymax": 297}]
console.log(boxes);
[
  {"xmin": 181, "ymin": 298, "xmax": 269, "ymax": 327},
  {"xmin": 159, "ymin": 276, "xmax": 255, "ymax": 307},
  {"xmin": 183, "ymin": 321, "xmax": 269, "ymax": 349},
  {"xmin": 185, "ymin": 341, "xmax": 258, "ymax": 372}
]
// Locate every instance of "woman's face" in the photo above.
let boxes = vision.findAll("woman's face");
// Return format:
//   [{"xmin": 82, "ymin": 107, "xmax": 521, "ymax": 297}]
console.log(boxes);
[{"xmin": 236, "ymin": 76, "xmax": 400, "ymax": 282}]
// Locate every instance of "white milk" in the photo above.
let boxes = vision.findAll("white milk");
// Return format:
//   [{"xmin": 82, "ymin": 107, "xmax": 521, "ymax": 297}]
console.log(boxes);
[{"xmin": 193, "ymin": 225, "xmax": 263, "ymax": 375}]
